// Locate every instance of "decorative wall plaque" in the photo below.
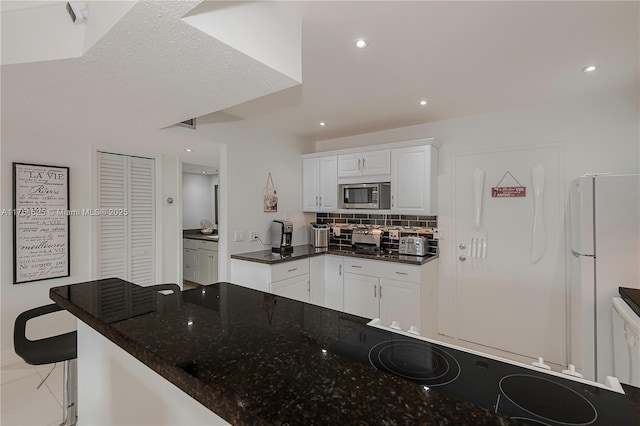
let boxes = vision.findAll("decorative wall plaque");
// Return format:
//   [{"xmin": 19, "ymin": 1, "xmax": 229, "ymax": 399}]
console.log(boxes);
[{"xmin": 13, "ymin": 163, "xmax": 70, "ymax": 284}]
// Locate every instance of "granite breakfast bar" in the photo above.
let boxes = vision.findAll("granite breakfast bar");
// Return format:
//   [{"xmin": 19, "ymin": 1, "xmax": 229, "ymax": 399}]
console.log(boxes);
[{"xmin": 49, "ymin": 278, "xmax": 525, "ymax": 425}]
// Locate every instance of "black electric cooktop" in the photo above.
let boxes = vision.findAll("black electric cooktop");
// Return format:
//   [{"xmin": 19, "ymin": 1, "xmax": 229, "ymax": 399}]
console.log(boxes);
[{"xmin": 331, "ymin": 325, "xmax": 637, "ymax": 426}]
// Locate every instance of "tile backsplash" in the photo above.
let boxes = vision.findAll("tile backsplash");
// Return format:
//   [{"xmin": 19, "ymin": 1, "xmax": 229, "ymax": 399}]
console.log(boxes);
[{"xmin": 315, "ymin": 213, "xmax": 438, "ymax": 255}]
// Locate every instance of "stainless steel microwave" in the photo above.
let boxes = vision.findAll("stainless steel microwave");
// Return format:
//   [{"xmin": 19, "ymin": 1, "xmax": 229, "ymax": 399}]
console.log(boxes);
[{"xmin": 339, "ymin": 183, "xmax": 391, "ymax": 209}]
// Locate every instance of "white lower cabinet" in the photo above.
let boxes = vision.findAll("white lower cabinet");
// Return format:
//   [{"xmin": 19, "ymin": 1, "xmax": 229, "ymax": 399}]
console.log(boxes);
[
  {"xmin": 184, "ymin": 238, "xmax": 218, "ymax": 285},
  {"xmin": 378, "ymin": 278, "xmax": 420, "ymax": 332},
  {"xmin": 230, "ymin": 258, "xmax": 310, "ymax": 303},
  {"xmin": 343, "ymin": 257, "xmax": 422, "ymax": 331},
  {"xmin": 183, "ymin": 247, "xmax": 198, "ymax": 282},
  {"xmin": 271, "ymin": 274, "xmax": 310, "ymax": 303},
  {"xmin": 323, "ymin": 255, "xmax": 344, "ymax": 311},
  {"xmin": 231, "ymin": 254, "xmax": 438, "ymax": 334},
  {"xmin": 343, "ymin": 273, "xmax": 379, "ymax": 319}
]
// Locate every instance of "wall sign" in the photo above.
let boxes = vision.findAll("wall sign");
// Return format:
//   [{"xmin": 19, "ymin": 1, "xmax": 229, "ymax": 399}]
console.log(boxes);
[
  {"xmin": 492, "ymin": 171, "xmax": 526, "ymax": 198},
  {"xmin": 13, "ymin": 163, "xmax": 70, "ymax": 284}
]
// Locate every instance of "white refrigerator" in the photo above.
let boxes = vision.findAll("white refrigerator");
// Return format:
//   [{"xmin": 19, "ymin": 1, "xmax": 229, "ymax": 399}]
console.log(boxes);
[{"xmin": 568, "ymin": 174, "xmax": 640, "ymax": 383}]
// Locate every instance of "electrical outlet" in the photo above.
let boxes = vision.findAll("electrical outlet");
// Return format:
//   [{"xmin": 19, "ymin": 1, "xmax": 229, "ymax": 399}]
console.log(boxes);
[
  {"xmin": 389, "ymin": 229, "xmax": 399, "ymax": 240},
  {"xmin": 249, "ymin": 230, "xmax": 258, "ymax": 241},
  {"xmin": 234, "ymin": 230, "xmax": 244, "ymax": 242}
]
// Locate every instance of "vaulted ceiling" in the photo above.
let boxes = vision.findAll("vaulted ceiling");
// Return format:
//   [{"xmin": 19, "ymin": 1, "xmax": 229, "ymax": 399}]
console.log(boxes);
[{"xmin": 2, "ymin": 1, "xmax": 638, "ymax": 142}]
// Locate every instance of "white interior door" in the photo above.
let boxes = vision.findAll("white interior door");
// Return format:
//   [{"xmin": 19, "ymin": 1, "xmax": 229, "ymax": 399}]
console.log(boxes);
[{"xmin": 454, "ymin": 145, "xmax": 566, "ymax": 364}]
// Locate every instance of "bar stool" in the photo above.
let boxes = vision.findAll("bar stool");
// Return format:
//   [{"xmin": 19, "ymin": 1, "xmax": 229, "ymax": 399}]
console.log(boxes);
[{"xmin": 14, "ymin": 304, "xmax": 77, "ymax": 426}]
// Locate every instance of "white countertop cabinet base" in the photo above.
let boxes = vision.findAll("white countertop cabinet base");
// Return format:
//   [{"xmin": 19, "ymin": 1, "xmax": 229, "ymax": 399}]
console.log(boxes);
[{"xmin": 231, "ymin": 254, "xmax": 438, "ymax": 335}]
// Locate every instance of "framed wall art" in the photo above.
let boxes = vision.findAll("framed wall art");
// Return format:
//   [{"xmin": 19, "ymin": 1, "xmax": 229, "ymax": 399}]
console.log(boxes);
[{"xmin": 13, "ymin": 162, "xmax": 70, "ymax": 284}]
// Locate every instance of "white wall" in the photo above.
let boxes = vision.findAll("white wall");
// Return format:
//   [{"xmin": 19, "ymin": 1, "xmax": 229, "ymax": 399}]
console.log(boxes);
[
  {"xmin": 182, "ymin": 173, "xmax": 216, "ymax": 230},
  {"xmin": 163, "ymin": 114, "xmax": 315, "ymax": 281},
  {"xmin": 316, "ymin": 87, "xmax": 640, "ymax": 337},
  {"xmin": 1, "ymin": 107, "xmax": 311, "ymax": 367}
]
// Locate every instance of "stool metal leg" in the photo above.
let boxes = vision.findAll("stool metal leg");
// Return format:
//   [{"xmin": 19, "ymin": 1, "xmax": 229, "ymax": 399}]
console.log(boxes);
[{"xmin": 59, "ymin": 359, "xmax": 77, "ymax": 426}]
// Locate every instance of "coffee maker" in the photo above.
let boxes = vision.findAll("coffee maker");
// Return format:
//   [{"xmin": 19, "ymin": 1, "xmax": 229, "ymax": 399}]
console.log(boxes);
[{"xmin": 271, "ymin": 220, "xmax": 293, "ymax": 253}]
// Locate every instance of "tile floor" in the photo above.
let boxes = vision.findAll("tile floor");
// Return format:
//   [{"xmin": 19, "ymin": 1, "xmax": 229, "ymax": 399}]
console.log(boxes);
[{"xmin": 1, "ymin": 361, "xmax": 64, "ymax": 426}]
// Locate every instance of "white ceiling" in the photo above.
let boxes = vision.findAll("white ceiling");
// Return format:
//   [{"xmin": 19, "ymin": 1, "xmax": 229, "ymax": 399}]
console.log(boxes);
[
  {"xmin": 1, "ymin": 1, "xmax": 638, "ymax": 143},
  {"xmin": 222, "ymin": 1, "xmax": 639, "ymax": 141}
]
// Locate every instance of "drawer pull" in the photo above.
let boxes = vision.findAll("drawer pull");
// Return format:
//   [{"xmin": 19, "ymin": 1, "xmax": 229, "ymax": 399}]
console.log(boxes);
[
  {"xmin": 395, "ymin": 272, "xmax": 408, "ymax": 275},
  {"xmin": 351, "ymin": 265, "xmax": 362, "ymax": 269},
  {"xmin": 288, "ymin": 268, "xmax": 298, "ymax": 272}
]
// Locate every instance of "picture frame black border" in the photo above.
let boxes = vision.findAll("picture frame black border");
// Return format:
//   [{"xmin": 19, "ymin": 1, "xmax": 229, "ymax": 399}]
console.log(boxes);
[{"xmin": 13, "ymin": 162, "xmax": 71, "ymax": 284}]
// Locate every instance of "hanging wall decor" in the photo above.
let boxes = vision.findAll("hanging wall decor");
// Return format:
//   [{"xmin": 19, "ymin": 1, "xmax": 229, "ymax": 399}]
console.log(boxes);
[
  {"xmin": 491, "ymin": 171, "xmax": 526, "ymax": 198},
  {"xmin": 12, "ymin": 162, "xmax": 70, "ymax": 284},
  {"xmin": 263, "ymin": 172, "xmax": 278, "ymax": 212}
]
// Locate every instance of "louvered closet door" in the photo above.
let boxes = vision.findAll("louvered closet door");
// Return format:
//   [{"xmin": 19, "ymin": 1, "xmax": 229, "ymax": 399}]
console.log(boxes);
[
  {"xmin": 98, "ymin": 153, "xmax": 128, "ymax": 280},
  {"xmin": 128, "ymin": 157, "xmax": 155, "ymax": 285},
  {"xmin": 97, "ymin": 152, "xmax": 155, "ymax": 285}
]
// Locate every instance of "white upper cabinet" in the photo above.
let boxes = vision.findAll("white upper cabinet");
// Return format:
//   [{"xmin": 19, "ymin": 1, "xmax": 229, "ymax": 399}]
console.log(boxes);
[
  {"xmin": 337, "ymin": 149, "xmax": 390, "ymax": 177},
  {"xmin": 391, "ymin": 145, "xmax": 438, "ymax": 215},
  {"xmin": 303, "ymin": 156, "xmax": 337, "ymax": 212},
  {"xmin": 303, "ymin": 157, "xmax": 319, "ymax": 211}
]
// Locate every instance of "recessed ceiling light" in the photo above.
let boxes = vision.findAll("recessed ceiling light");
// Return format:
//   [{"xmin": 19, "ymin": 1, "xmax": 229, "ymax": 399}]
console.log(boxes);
[
  {"xmin": 354, "ymin": 38, "xmax": 368, "ymax": 49},
  {"xmin": 319, "ymin": 122, "xmax": 326, "ymax": 126},
  {"xmin": 582, "ymin": 65, "xmax": 599, "ymax": 73},
  {"xmin": 419, "ymin": 100, "xmax": 428, "ymax": 106},
  {"xmin": 185, "ymin": 148, "xmax": 193, "ymax": 152}
]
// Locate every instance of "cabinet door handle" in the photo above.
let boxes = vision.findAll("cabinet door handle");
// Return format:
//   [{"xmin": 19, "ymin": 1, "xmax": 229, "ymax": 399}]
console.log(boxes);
[
  {"xmin": 374, "ymin": 285, "xmax": 377, "ymax": 298},
  {"xmin": 358, "ymin": 159, "xmax": 361, "ymax": 170},
  {"xmin": 362, "ymin": 158, "xmax": 365, "ymax": 169},
  {"xmin": 395, "ymin": 271, "xmax": 408, "ymax": 275},
  {"xmin": 339, "ymin": 264, "xmax": 342, "ymax": 276},
  {"xmin": 288, "ymin": 268, "xmax": 298, "ymax": 272},
  {"xmin": 391, "ymin": 195, "xmax": 394, "ymax": 208},
  {"xmin": 316, "ymin": 196, "xmax": 318, "ymax": 206},
  {"xmin": 351, "ymin": 265, "xmax": 362, "ymax": 269},
  {"xmin": 319, "ymin": 196, "xmax": 322, "ymax": 206},
  {"xmin": 379, "ymin": 285, "xmax": 382, "ymax": 298}
]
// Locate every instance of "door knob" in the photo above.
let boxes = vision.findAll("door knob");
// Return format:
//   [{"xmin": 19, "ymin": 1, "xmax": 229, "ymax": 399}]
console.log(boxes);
[
  {"xmin": 458, "ymin": 243, "xmax": 466, "ymax": 250},
  {"xmin": 459, "ymin": 255, "xmax": 467, "ymax": 261}
]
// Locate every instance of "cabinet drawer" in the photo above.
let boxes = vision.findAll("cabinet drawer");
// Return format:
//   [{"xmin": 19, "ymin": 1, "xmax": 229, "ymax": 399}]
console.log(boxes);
[
  {"xmin": 271, "ymin": 259, "xmax": 309, "ymax": 283},
  {"xmin": 197, "ymin": 240, "xmax": 215, "ymax": 251},
  {"xmin": 183, "ymin": 264, "xmax": 197, "ymax": 281},
  {"xmin": 183, "ymin": 248, "xmax": 198, "ymax": 266},
  {"xmin": 378, "ymin": 263, "xmax": 420, "ymax": 283},
  {"xmin": 184, "ymin": 238, "xmax": 198, "ymax": 249},
  {"xmin": 343, "ymin": 257, "xmax": 384, "ymax": 277}
]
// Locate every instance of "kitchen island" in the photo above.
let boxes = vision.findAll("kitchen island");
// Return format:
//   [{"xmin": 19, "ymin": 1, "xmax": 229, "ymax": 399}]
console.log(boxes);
[{"xmin": 50, "ymin": 278, "xmax": 527, "ymax": 425}]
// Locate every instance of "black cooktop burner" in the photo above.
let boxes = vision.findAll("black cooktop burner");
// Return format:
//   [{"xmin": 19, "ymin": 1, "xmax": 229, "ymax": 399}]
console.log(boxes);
[
  {"xmin": 368, "ymin": 340, "xmax": 460, "ymax": 386},
  {"xmin": 329, "ymin": 325, "xmax": 637, "ymax": 426},
  {"xmin": 498, "ymin": 375, "xmax": 597, "ymax": 425}
]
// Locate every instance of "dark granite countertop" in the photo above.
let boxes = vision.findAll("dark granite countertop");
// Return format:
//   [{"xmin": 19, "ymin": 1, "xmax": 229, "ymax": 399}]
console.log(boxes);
[
  {"xmin": 183, "ymin": 229, "xmax": 219, "ymax": 242},
  {"xmin": 50, "ymin": 278, "xmax": 525, "ymax": 425},
  {"xmin": 231, "ymin": 244, "xmax": 437, "ymax": 265}
]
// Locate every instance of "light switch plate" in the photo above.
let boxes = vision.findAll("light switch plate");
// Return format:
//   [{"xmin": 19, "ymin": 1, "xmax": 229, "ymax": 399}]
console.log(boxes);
[
  {"xmin": 234, "ymin": 230, "xmax": 244, "ymax": 242},
  {"xmin": 389, "ymin": 229, "xmax": 399, "ymax": 240}
]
